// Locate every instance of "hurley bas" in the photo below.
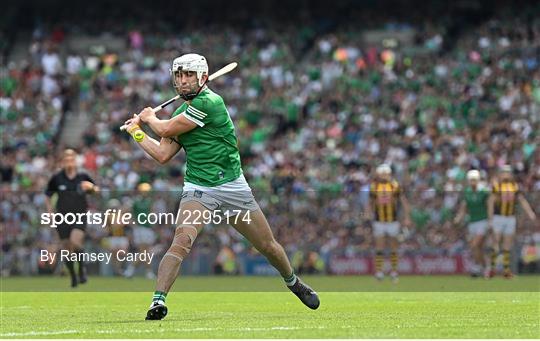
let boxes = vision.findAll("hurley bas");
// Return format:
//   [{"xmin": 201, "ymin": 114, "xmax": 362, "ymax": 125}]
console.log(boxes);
[{"xmin": 40, "ymin": 250, "xmax": 154, "ymax": 265}]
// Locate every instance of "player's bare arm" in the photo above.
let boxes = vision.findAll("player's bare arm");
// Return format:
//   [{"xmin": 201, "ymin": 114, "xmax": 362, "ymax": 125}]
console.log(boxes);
[
  {"xmin": 453, "ymin": 201, "xmax": 466, "ymax": 225},
  {"xmin": 517, "ymin": 193, "xmax": 537, "ymax": 221},
  {"xmin": 139, "ymin": 107, "xmax": 198, "ymax": 138},
  {"xmin": 400, "ymin": 192, "xmax": 412, "ymax": 227},
  {"xmin": 81, "ymin": 181, "xmax": 99, "ymax": 193},
  {"xmin": 124, "ymin": 115, "xmax": 182, "ymax": 164}
]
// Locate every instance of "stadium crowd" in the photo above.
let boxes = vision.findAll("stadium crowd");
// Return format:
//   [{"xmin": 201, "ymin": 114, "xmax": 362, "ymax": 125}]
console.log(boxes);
[{"xmin": 1, "ymin": 1, "xmax": 539, "ymax": 276}]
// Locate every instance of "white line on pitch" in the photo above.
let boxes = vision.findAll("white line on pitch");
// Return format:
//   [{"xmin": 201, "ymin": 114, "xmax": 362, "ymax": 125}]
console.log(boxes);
[
  {"xmin": 0, "ymin": 330, "xmax": 79, "ymax": 337},
  {"xmin": 1, "ymin": 325, "xmax": 357, "ymax": 337}
]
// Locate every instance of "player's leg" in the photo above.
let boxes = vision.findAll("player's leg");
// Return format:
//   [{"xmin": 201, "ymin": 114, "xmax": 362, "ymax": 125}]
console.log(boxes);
[
  {"xmin": 501, "ymin": 234, "xmax": 514, "ymax": 278},
  {"xmin": 230, "ymin": 209, "xmax": 320, "ymax": 310},
  {"xmin": 156, "ymin": 200, "xmax": 207, "ymax": 292},
  {"xmin": 468, "ymin": 222, "xmax": 486, "ymax": 276},
  {"xmin": 486, "ymin": 233, "xmax": 499, "ymax": 278},
  {"xmin": 57, "ymin": 225, "xmax": 77, "ymax": 287},
  {"xmin": 387, "ymin": 222, "xmax": 400, "ymax": 282},
  {"xmin": 70, "ymin": 228, "xmax": 87, "ymax": 283},
  {"xmin": 501, "ymin": 217, "xmax": 516, "ymax": 278},
  {"xmin": 373, "ymin": 222, "xmax": 385, "ymax": 280},
  {"xmin": 231, "ymin": 209, "xmax": 292, "ymax": 276},
  {"xmin": 147, "ymin": 199, "xmax": 209, "ymax": 320},
  {"xmin": 477, "ymin": 220, "xmax": 490, "ymax": 277},
  {"xmin": 489, "ymin": 216, "xmax": 504, "ymax": 277},
  {"xmin": 469, "ymin": 235, "xmax": 485, "ymax": 276},
  {"xmin": 482, "ymin": 231, "xmax": 494, "ymax": 279},
  {"xmin": 389, "ymin": 241, "xmax": 399, "ymax": 282}
]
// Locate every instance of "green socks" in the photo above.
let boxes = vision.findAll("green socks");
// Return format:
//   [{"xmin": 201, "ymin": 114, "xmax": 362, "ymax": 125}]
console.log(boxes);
[{"xmin": 153, "ymin": 291, "xmax": 167, "ymax": 303}]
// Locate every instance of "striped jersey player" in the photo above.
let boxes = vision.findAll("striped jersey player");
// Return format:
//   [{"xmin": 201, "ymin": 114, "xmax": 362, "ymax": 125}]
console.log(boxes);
[
  {"xmin": 122, "ymin": 53, "xmax": 319, "ymax": 320},
  {"xmin": 488, "ymin": 165, "xmax": 536, "ymax": 278},
  {"xmin": 366, "ymin": 164, "xmax": 411, "ymax": 283}
]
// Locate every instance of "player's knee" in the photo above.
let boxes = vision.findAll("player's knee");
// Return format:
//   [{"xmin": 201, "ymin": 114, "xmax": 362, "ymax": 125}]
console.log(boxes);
[
  {"xmin": 471, "ymin": 237, "xmax": 482, "ymax": 248},
  {"xmin": 164, "ymin": 225, "xmax": 198, "ymax": 262}
]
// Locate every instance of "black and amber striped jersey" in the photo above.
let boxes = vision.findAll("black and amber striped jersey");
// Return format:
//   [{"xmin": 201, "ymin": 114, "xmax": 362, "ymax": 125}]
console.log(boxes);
[
  {"xmin": 370, "ymin": 180, "xmax": 401, "ymax": 222},
  {"xmin": 108, "ymin": 214, "xmax": 127, "ymax": 237},
  {"xmin": 492, "ymin": 180, "xmax": 520, "ymax": 216},
  {"xmin": 110, "ymin": 223, "xmax": 126, "ymax": 237}
]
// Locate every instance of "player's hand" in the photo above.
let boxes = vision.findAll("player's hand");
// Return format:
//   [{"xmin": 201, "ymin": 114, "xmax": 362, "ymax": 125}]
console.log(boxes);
[
  {"xmin": 138, "ymin": 107, "xmax": 155, "ymax": 123},
  {"xmin": 124, "ymin": 114, "xmax": 141, "ymax": 131},
  {"xmin": 80, "ymin": 181, "xmax": 95, "ymax": 192}
]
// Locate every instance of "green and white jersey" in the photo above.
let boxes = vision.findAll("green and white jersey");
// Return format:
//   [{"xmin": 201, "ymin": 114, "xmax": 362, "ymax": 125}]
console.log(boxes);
[
  {"xmin": 463, "ymin": 185, "xmax": 490, "ymax": 222},
  {"xmin": 172, "ymin": 88, "xmax": 242, "ymax": 187}
]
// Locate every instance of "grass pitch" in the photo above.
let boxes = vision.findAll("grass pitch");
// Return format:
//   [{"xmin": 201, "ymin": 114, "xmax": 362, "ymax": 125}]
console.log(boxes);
[{"xmin": 1, "ymin": 276, "xmax": 539, "ymax": 338}]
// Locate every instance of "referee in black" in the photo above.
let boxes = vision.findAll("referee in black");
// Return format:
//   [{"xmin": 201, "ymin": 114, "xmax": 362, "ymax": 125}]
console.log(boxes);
[{"xmin": 45, "ymin": 149, "xmax": 99, "ymax": 287}]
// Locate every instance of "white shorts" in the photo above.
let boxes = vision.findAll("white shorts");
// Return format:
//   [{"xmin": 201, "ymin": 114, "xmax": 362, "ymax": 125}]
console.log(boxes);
[
  {"xmin": 133, "ymin": 226, "xmax": 156, "ymax": 246},
  {"xmin": 493, "ymin": 215, "xmax": 516, "ymax": 235},
  {"xmin": 373, "ymin": 221, "xmax": 400, "ymax": 237},
  {"xmin": 468, "ymin": 220, "xmax": 488, "ymax": 236},
  {"xmin": 181, "ymin": 174, "xmax": 260, "ymax": 216}
]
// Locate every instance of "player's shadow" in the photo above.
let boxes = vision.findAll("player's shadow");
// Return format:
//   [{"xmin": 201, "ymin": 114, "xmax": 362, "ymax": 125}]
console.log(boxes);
[{"xmin": 89, "ymin": 320, "xmax": 143, "ymax": 324}]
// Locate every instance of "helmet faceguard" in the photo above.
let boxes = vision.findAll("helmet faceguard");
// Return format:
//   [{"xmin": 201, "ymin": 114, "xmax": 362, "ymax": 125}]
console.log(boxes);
[
  {"xmin": 499, "ymin": 165, "xmax": 513, "ymax": 180},
  {"xmin": 170, "ymin": 54, "xmax": 209, "ymax": 100}
]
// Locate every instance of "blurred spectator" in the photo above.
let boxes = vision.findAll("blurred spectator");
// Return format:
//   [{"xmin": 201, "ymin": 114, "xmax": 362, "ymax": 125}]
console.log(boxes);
[{"xmin": 1, "ymin": 0, "xmax": 539, "ymax": 275}]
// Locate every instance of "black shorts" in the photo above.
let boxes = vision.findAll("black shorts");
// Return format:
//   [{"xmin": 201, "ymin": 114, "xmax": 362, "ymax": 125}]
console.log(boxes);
[{"xmin": 56, "ymin": 224, "xmax": 86, "ymax": 240}]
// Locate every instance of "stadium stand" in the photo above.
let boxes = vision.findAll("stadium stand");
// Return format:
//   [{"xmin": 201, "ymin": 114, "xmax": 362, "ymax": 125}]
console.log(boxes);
[{"xmin": 1, "ymin": 0, "xmax": 539, "ymax": 276}]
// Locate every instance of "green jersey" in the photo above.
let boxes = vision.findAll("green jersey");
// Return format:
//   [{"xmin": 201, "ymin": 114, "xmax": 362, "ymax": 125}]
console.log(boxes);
[
  {"xmin": 172, "ymin": 88, "xmax": 242, "ymax": 187},
  {"xmin": 463, "ymin": 185, "xmax": 490, "ymax": 222}
]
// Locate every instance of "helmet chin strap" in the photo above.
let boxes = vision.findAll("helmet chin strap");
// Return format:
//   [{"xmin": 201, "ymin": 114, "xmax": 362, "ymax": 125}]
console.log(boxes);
[{"xmin": 179, "ymin": 76, "xmax": 208, "ymax": 101}]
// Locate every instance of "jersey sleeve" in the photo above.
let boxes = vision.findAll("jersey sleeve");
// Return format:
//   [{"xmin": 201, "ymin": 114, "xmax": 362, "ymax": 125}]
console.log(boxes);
[
  {"xmin": 82, "ymin": 173, "xmax": 95, "ymax": 184},
  {"xmin": 45, "ymin": 175, "xmax": 57, "ymax": 197},
  {"xmin": 183, "ymin": 96, "xmax": 212, "ymax": 127},
  {"xmin": 172, "ymin": 106, "xmax": 182, "ymax": 118}
]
